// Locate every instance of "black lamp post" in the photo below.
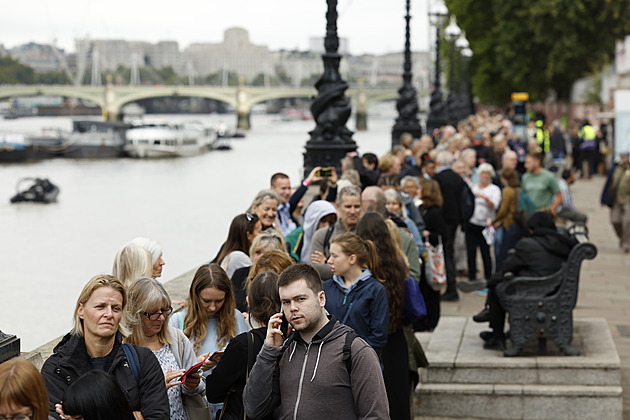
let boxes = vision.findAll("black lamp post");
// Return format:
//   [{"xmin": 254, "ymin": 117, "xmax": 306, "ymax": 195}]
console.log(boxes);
[
  {"xmin": 391, "ymin": 0, "xmax": 422, "ymax": 147},
  {"xmin": 460, "ymin": 46, "xmax": 474, "ymax": 119},
  {"xmin": 454, "ymin": 31, "xmax": 470, "ymax": 123},
  {"xmin": 0, "ymin": 330, "xmax": 20, "ymax": 363},
  {"xmin": 426, "ymin": 1, "xmax": 448, "ymax": 136},
  {"xmin": 444, "ymin": 16, "xmax": 461, "ymax": 127},
  {"xmin": 303, "ymin": 0, "xmax": 357, "ymax": 178}
]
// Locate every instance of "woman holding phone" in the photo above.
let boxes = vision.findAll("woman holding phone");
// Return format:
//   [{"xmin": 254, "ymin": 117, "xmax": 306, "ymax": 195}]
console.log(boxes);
[
  {"xmin": 205, "ymin": 271, "xmax": 279, "ymax": 420},
  {"xmin": 169, "ymin": 264, "xmax": 248, "ymax": 417},
  {"xmin": 125, "ymin": 277, "xmax": 207, "ymax": 420}
]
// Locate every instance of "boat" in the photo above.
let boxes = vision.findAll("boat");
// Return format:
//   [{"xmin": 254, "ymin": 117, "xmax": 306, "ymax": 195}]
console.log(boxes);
[
  {"xmin": 10, "ymin": 178, "xmax": 60, "ymax": 204},
  {"xmin": 124, "ymin": 120, "xmax": 217, "ymax": 158},
  {"xmin": 58, "ymin": 120, "xmax": 129, "ymax": 159},
  {"xmin": 0, "ymin": 133, "xmax": 36, "ymax": 163},
  {"xmin": 29, "ymin": 127, "xmax": 69, "ymax": 159}
]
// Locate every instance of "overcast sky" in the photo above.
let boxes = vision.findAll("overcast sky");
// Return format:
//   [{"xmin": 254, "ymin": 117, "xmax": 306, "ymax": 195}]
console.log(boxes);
[{"xmin": 3, "ymin": 0, "xmax": 433, "ymax": 55}]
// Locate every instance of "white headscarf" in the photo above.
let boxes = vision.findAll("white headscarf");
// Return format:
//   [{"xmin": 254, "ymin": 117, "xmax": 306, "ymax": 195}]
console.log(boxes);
[{"xmin": 300, "ymin": 200, "xmax": 337, "ymax": 262}]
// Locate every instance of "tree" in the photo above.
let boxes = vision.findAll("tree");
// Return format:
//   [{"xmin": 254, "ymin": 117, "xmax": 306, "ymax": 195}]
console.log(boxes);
[
  {"xmin": 0, "ymin": 56, "xmax": 35, "ymax": 84},
  {"xmin": 446, "ymin": 0, "xmax": 630, "ymax": 104}
]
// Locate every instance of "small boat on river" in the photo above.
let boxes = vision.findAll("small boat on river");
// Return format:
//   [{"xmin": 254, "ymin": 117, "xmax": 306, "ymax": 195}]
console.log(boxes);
[
  {"xmin": 10, "ymin": 177, "xmax": 60, "ymax": 203},
  {"xmin": 124, "ymin": 120, "xmax": 217, "ymax": 158}
]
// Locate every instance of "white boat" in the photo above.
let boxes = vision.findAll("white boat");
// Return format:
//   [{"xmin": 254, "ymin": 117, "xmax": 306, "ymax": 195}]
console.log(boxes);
[{"xmin": 124, "ymin": 120, "xmax": 217, "ymax": 158}]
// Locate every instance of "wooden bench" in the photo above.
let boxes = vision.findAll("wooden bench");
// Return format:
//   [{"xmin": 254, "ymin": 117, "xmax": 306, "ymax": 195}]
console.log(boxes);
[{"xmin": 496, "ymin": 225, "xmax": 597, "ymax": 357}]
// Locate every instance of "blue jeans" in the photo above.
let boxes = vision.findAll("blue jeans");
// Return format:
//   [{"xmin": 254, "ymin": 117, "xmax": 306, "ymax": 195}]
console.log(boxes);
[{"xmin": 495, "ymin": 223, "xmax": 524, "ymax": 273}]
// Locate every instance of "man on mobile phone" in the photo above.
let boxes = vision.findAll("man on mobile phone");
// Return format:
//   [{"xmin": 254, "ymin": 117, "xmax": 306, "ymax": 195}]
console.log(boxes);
[{"xmin": 243, "ymin": 264, "xmax": 389, "ymax": 420}]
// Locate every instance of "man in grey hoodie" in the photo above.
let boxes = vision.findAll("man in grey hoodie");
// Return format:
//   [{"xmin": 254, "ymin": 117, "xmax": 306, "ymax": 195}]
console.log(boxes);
[{"xmin": 243, "ymin": 263, "xmax": 390, "ymax": 420}]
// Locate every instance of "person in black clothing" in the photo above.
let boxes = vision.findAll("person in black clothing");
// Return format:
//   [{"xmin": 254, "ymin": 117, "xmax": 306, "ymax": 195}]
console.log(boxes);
[
  {"xmin": 415, "ymin": 179, "xmax": 446, "ymax": 331},
  {"xmin": 346, "ymin": 151, "xmax": 381, "ymax": 187},
  {"xmin": 462, "ymin": 212, "xmax": 578, "ymax": 350},
  {"xmin": 432, "ymin": 151, "xmax": 468, "ymax": 301},
  {"xmin": 206, "ymin": 271, "xmax": 280, "ymax": 420}
]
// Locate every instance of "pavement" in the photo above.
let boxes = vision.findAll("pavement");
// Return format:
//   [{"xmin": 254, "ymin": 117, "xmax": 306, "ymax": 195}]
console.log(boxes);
[{"xmin": 441, "ymin": 175, "xmax": 630, "ymax": 419}]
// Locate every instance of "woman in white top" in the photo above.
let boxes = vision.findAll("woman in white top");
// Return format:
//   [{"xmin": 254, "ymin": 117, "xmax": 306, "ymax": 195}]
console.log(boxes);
[
  {"xmin": 466, "ymin": 163, "xmax": 502, "ymax": 281},
  {"xmin": 216, "ymin": 213, "xmax": 262, "ymax": 278}
]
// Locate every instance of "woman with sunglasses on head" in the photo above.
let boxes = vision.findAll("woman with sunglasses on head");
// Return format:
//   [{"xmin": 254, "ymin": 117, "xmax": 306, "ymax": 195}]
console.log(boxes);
[
  {"xmin": 0, "ymin": 359, "xmax": 48, "ymax": 420},
  {"xmin": 217, "ymin": 213, "xmax": 262, "ymax": 278},
  {"xmin": 125, "ymin": 277, "xmax": 207, "ymax": 420},
  {"xmin": 41, "ymin": 274, "xmax": 169, "ymax": 420},
  {"xmin": 169, "ymin": 264, "xmax": 248, "ymax": 418}
]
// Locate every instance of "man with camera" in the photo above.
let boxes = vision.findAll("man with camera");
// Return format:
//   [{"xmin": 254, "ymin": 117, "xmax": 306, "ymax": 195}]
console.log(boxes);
[{"xmin": 243, "ymin": 264, "xmax": 389, "ymax": 420}]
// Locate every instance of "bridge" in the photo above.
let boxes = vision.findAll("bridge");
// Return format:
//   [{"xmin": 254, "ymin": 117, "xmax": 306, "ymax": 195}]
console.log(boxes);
[{"xmin": 0, "ymin": 84, "xmax": 405, "ymax": 129}]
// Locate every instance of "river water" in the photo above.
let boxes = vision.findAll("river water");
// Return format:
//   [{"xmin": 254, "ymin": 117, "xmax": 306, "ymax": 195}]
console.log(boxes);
[{"xmin": 0, "ymin": 109, "xmax": 397, "ymax": 351}]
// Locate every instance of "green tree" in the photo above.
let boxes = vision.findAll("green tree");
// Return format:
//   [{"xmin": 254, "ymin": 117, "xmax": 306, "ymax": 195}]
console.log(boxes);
[
  {"xmin": 0, "ymin": 56, "xmax": 35, "ymax": 84},
  {"xmin": 446, "ymin": 0, "xmax": 630, "ymax": 104},
  {"xmin": 35, "ymin": 71, "xmax": 70, "ymax": 84}
]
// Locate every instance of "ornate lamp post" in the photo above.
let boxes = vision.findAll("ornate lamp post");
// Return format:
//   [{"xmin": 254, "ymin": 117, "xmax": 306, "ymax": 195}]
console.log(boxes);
[
  {"xmin": 454, "ymin": 31, "xmax": 470, "ymax": 123},
  {"xmin": 0, "ymin": 330, "xmax": 20, "ymax": 363},
  {"xmin": 391, "ymin": 0, "xmax": 422, "ymax": 147},
  {"xmin": 444, "ymin": 16, "xmax": 461, "ymax": 127},
  {"xmin": 460, "ymin": 46, "xmax": 475, "ymax": 119},
  {"xmin": 426, "ymin": 0, "xmax": 449, "ymax": 136},
  {"xmin": 303, "ymin": 0, "xmax": 357, "ymax": 177}
]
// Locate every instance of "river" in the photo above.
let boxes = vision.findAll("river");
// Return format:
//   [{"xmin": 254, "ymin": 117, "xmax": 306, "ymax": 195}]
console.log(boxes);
[{"xmin": 0, "ymin": 109, "xmax": 398, "ymax": 351}]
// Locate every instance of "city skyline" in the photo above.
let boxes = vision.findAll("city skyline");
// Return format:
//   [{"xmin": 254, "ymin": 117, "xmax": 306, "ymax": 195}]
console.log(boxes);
[{"xmin": 3, "ymin": 0, "xmax": 431, "ymax": 55}]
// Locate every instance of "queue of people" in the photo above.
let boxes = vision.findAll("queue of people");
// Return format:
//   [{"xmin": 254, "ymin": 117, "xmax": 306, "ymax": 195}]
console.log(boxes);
[{"xmin": 2, "ymin": 109, "xmax": 623, "ymax": 420}]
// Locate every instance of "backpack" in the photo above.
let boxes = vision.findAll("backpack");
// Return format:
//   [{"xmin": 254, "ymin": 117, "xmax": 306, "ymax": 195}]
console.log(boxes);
[
  {"xmin": 514, "ymin": 187, "xmax": 536, "ymax": 225},
  {"xmin": 280, "ymin": 330, "xmax": 358, "ymax": 375}
]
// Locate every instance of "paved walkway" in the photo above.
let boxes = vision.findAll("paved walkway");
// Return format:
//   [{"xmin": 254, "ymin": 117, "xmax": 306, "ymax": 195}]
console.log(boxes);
[{"xmin": 441, "ymin": 175, "xmax": 630, "ymax": 419}]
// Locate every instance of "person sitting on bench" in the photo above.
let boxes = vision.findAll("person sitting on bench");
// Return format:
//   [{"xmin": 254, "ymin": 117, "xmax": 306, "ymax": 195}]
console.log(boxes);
[{"xmin": 459, "ymin": 212, "xmax": 578, "ymax": 350}]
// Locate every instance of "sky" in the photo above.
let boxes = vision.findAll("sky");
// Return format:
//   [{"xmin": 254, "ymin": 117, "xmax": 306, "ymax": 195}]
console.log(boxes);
[{"xmin": 3, "ymin": 0, "xmax": 432, "ymax": 55}]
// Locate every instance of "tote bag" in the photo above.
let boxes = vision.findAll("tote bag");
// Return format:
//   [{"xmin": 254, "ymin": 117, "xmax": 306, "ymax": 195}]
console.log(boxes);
[
  {"xmin": 403, "ymin": 277, "xmax": 427, "ymax": 324},
  {"xmin": 424, "ymin": 237, "xmax": 446, "ymax": 291}
]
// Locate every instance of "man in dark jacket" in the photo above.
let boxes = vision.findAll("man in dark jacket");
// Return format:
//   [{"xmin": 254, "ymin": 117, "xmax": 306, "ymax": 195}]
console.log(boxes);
[
  {"xmin": 433, "ymin": 151, "xmax": 468, "ymax": 301},
  {"xmin": 243, "ymin": 264, "xmax": 389, "ymax": 420},
  {"xmin": 461, "ymin": 212, "xmax": 578, "ymax": 349}
]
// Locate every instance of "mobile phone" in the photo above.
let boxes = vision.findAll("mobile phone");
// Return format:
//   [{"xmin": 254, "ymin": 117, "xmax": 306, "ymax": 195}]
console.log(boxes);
[
  {"xmin": 181, "ymin": 353, "xmax": 210, "ymax": 382},
  {"xmin": 317, "ymin": 167, "xmax": 332, "ymax": 177},
  {"xmin": 280, "ymin": 312, "xmax": 289, "ymax": 337},
  {"xmin": 209, "ymin": 350, "xmax": 224, "ymax": 363}
]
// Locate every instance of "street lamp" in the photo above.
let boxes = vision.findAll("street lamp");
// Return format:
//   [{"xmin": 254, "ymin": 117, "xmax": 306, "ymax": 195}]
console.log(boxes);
[
  {"xmin": 460, "ymin": 46, "xmax": 474, "ymax": 119},
  {"xmin": 391, "ymin": 0, "xmax": 422, "ymax": 147},
  {"xmin": 303, "ymin": 0, "xmax": 357, "ymax": 178},
  {"xmin": 454, "ymin": 31, "xmax": 470, "ymax": 123},
  {"xmin": 444, "ymin": 15, "xmax": 461, "ymax": 127},
  {"xmin": 426, "ymin": 0, "xmax": 449, "ymax": 136}
]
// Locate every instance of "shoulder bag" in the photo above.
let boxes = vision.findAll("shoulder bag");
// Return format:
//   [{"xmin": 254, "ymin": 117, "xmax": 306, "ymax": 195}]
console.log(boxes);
[{"xmin": 176, "ymin": 330, "xmax": 212, "ymax": 420}]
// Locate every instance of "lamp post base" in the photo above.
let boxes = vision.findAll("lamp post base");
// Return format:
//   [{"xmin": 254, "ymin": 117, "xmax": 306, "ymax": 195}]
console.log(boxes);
[{"xmin": 0, "ymin": 330, "xmax": 21, "ymax": 363}]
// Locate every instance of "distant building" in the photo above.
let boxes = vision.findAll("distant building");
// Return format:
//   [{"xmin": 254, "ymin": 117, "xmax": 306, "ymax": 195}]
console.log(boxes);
[
  {"xmin": 183, "ymin": 28, "xmax": 271, "ymax": 81},
  {"xmin": 8, "ymin": 43, "xmax": 64, "ymax": 73}
]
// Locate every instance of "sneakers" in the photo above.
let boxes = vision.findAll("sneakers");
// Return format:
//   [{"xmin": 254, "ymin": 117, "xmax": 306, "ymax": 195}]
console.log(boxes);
[
  {"xmin": 457, "ymin": 279, "xmax": 488, "ymax": 293},
  {"xmin": 472, "ymin": 308, "xmax": 490, "ymax": 323}
]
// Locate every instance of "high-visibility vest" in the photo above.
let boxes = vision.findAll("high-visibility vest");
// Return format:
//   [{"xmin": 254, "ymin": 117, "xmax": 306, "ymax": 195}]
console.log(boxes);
[
  {"xmin": 579, "ymin": 124, "xmax": 596, "ymax": 140},
  {"xmin": 536, "ymin": 126, "xmax": 550, "ymax": 153}
]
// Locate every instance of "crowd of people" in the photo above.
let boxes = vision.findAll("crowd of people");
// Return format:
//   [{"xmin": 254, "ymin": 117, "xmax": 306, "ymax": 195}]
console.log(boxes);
[{"xmin": 1, "ymin": 109, "xmax": 628, "ymax": 420}]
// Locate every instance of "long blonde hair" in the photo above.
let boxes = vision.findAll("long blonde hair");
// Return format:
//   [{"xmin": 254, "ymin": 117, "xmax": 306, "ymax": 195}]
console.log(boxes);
[
  {"xmin": 185, "ymin": 264, "xmax": 237, "ymax": 353},
  {"xmin": 112, "ymin": 243, "xmax": 152, "ymax": 286}
]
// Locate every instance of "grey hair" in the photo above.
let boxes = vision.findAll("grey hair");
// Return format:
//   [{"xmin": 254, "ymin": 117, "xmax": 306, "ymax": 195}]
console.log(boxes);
[
  {"xmin": 478, "ymin": 162, "xmax": 496, "ymax": 177},
  {"xmin": 249, "ymin": 229, "xmax": 287, "ymax": 256},
  {"xmin": 336, "ymin": 185, "xmax": 362, "ymax": 204},
  {"xmin": 130, "ymin": 237, "xmax": 163, "ymax": 266},
  {"xmin": 436, "ymin": 151, "xmax": 455, "ymax": 167},
  {"xmin": 249, "ymin": 189, "xmax": 282, "ymax": 212},
  {"xmin": 124, "ymin": 277, "xmax": 172, "ymax": 345},
  {"xmin": 400, "ymin": 175, "xmax": 419, "ymax": 188}
]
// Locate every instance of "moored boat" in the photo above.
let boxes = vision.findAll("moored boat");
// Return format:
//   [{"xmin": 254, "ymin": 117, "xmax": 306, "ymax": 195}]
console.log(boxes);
[
  {"xmin": 124, "ymin": 120, "xmax": 216, "ymax": 158},
  {"xmin": 0, "ymin": 133, "xmax": 36, "ymax": 163},
  {"xmin": 58, "ymin": 120, "xmax": 128, "ymax": 159}
]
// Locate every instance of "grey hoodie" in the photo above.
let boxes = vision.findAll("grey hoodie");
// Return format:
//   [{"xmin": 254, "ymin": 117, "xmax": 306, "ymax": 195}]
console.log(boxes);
[{"xmin": 243, "ymin": 319, "xmax": 389, "ymax": 420}]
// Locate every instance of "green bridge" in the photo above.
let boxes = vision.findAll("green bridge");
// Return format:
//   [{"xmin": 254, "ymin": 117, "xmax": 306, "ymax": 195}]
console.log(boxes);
[{"xmin": 0, "ymin": 84, "xmax": 405, "ymax": 130}]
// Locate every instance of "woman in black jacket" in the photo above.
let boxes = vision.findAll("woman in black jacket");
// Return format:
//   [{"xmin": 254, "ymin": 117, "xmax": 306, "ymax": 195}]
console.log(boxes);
[
  {"xmin": 206, "ymin": 271, "xmax": 279, "ymax": 420},
  {"xmin": 416, "ymin": 179, "xmax": 447, "ymax": 332},
  {"xmin": 41, "ymin": 274, "xmax": 169, "ymax": 420}
]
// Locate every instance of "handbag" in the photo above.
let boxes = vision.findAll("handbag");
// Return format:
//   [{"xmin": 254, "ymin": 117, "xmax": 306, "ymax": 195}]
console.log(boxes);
[
  {"xmin": 424, "ymin": 236, "xmax": 446, "ymax": 291},
  {"xmin": 403, "ymin": 277, "xmax": 427, "ymax": 324}
]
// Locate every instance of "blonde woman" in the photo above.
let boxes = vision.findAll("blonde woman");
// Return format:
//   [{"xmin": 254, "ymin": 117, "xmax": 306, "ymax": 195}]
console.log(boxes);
[{"xmin": 112, "ymin": 243, "xmax": 152, "ymax": 286}]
